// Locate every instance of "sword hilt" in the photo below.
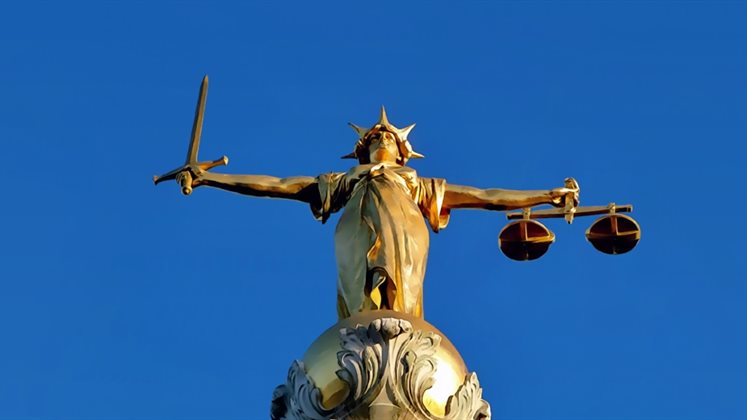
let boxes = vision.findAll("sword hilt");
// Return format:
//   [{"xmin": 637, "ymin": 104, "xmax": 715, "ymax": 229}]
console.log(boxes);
[
  {"xmin": 153, "ymin": 155, "xmax": 229, "ymax": 194},
  {"xmin": 198, "ymin": 155, "xmax": 229, "ymax": 172},
  {"xmin": 180, "ymin": 171, "xmax": 193, "ymax": 195}
]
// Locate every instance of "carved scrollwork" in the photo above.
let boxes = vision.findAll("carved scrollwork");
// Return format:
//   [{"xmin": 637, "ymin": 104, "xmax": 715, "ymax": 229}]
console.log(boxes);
[
  {"xmin": 443, "ymin": 373, "xmax": 491, "ymax": 420},
  {"xmin": 271, "ymin": 360, "xmax": 332, "ymax": 420},
  {"xmin": 392, "ymin": 329, "xmax": 440, "ymax": 416},
  {"xmin": 336, "ymin": 318, "xmax": 412, "ymax": 404},
  {"xmin": 271, "ymin": 318, "xmax": 491, "ymax": 420}
]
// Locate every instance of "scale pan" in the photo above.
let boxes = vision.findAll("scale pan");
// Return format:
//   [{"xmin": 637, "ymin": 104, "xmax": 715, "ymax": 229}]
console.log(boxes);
[
  {"xmin": 499, "ymin": 219, "xmax": 555, "ymax": 261},
  {"xmin": 586, "ymin": 214, "xmax": 641, "ymax": 255}
]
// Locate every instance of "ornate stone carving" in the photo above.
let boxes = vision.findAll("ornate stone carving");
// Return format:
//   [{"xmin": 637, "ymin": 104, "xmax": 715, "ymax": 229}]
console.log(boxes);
[
  {"xmin": 271, "ymin": 360, "xmax": 333, "ymax": 420},
  {"xmin": 271, "ymin": 318, "xmax": 491, "ymax": 420}
]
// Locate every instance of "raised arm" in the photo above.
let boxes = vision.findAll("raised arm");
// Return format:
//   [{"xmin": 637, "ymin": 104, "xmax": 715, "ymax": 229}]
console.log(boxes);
[
  {"xmin": 443, "ymin": 182, "xmax": 577, "ymax": 211},
  {"xmin": 183, "ymin": 171, "xmax": 320, "ymax": 205}
]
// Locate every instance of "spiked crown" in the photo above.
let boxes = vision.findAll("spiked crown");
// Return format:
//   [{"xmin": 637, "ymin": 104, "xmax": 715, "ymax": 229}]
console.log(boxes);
[{"xmin": 342, "ymin": 106, "xmax": 424, "ymax": 165}]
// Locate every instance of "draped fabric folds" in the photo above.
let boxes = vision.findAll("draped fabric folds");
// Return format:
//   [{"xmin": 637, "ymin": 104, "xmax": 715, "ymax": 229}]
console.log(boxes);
[{"xmin": 310, "ymin": 163, "xmax": 449, "ymax": 319}]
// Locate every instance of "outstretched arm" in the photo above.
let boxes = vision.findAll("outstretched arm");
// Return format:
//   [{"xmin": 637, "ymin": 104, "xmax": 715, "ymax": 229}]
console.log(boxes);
[
  {"xmin": 186, "ymin": 171, "xmax": 320, "ymax": 205},
  {"xmin": 443, "ymin": 183, "xmax": 576, "ymax": 211}
]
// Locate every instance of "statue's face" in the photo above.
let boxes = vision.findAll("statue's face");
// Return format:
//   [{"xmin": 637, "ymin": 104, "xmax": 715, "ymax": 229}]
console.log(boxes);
[{"xmin": 367, "ymin": 131, "xmax": 400, "ymax": 164}]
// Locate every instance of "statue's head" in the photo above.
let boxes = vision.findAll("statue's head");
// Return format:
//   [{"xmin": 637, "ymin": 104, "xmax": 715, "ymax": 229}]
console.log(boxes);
[{"xmin": 342, "ymin": 106, "xmax": 424, "ymax": 165}]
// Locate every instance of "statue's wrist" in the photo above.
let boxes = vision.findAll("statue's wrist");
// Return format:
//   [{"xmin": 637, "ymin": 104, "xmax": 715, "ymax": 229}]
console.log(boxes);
[{"xmin": 194, "ymin": 172, "xmax": 211, "ymax": 185}]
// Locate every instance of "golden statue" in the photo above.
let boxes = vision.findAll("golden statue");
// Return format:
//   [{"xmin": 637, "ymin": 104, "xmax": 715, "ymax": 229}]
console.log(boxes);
[
  {"xmin": 155, "ymin": 76, "xmax": 578, "ymax": 320},
  {"xmin": 155, "ymin": 77, "xmax": 640, "ymax": 419}
]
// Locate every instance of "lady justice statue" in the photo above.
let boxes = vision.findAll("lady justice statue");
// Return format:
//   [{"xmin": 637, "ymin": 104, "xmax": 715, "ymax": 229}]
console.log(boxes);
[
  {"xmin": 158, "ymin": 87, "xmax": 577, "ymax": 321},
  {"xmin": 155, "ymin": 76, "xmax": 580, "ymax": 419}
]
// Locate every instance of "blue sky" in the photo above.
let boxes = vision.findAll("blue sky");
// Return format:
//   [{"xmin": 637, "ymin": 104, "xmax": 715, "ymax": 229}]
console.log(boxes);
[{"xmin": 1, "ymin": 2, "xmax": 746, "ymax": 419}]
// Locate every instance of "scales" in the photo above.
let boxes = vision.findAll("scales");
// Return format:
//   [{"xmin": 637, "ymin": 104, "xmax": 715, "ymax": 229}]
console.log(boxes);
[{"xmin": 499, "ymin": 179, "xmax": 640, "ymax": 261}]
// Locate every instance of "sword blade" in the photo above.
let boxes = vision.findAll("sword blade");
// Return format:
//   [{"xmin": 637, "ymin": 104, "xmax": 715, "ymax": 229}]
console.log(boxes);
[{"xmin": 186, "ymin": 75, "xmax": 209, "ymax": 164}]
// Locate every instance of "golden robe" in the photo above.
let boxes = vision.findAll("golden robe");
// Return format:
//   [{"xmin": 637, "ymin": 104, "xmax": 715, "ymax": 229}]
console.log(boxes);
[{"xmin": 311, "ymin": 163, "xmax": 450, "ymax": 319}]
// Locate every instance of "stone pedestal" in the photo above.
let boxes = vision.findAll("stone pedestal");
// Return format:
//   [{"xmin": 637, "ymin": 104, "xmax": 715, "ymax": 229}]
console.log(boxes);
[{"xmin": 271, "ymin": 311, "xmax": 491, "ymax": 420}]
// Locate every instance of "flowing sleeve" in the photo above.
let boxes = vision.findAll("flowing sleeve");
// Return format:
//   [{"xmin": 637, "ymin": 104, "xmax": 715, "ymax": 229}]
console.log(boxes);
[
  {"xmin": 418, "ymin": 177, "xmax": 451, "ymax": 232},
  {"xmin": 310, "ymin": 172, "xmax": 346, "ymax": 224}
]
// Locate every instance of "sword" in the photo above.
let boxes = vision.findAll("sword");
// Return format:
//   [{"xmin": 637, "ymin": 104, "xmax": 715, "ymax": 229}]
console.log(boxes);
[{"xmin": 153, "ymin": 75, "xmax": 228, "ymax": 195}]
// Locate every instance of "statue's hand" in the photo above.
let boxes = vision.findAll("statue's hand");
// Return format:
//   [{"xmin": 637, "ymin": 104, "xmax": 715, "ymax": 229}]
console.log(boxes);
[
  {"xmin": 550, "ymin": 184, "xmax": 579, "ymax": 208},
  {"xmin": 154, "ymin": 156, "xmax": 227, "ymax": 196},
  {"xmin": 175, "ymin": 166, "xmax": 205, "ymax": 195}
]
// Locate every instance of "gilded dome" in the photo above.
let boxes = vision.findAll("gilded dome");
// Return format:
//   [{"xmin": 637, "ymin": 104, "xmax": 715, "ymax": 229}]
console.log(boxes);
[{"xmin": 301, "ymin": 310, "xmax": 468, "ymax": 417}]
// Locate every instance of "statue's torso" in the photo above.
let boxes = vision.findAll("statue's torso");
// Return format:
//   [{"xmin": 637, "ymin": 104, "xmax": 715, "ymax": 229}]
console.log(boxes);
[{"xmin": 333, "ymin": 163, "xmax": 429, "ymax": 317}]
